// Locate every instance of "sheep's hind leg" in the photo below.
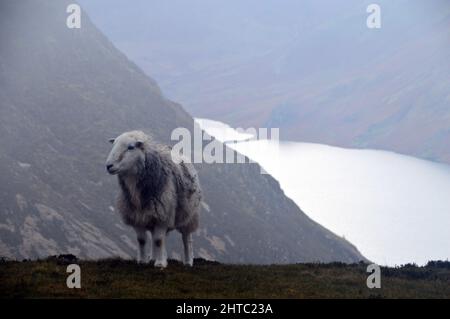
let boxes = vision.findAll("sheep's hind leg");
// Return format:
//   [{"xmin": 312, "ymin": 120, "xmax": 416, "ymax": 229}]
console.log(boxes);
[
  {"xmin": 182, "ymin": 233, "xmax": 194, "ymax": 267},
  {"xmin": 134, "ymin": 227, "xmax": 148, "ymax": 264},
  {"xmin": 152, "ymin": 226, "xmax": 168, "ymax": 268}
]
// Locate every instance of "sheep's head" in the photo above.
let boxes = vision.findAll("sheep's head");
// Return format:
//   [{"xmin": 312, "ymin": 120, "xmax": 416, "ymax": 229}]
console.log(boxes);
[{"xmin": 105, "ymin": 131, "xmax": 148, "ymax": 175}]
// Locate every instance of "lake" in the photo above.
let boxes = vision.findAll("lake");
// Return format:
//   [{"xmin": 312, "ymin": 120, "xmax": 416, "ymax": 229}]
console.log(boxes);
[{"xmin": 196, "ymin": 118, "xmax": 450, "ymax": 266}]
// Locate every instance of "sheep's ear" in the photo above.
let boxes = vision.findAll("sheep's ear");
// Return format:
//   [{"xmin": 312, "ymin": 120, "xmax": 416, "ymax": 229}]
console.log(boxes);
[
  {"xmin": 135, "ymin": 141, "xmax": 143, "ymax": 149},
  {"xmin": 108, "ymin": 138, "xmax": 115, "ymax": 144}
]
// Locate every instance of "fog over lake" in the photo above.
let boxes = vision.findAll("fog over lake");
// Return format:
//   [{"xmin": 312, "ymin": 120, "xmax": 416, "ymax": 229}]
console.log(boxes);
[{"xmin": 196, "ymin": 118, "xmax": 450, "ymax": 266}]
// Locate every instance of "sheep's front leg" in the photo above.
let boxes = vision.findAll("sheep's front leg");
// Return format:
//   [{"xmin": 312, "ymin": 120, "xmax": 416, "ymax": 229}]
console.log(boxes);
[
  {"xmin": 152, "ymin": 226, "xmax": 168, "ymax": 268},
  {"xmin": 182, "ymin": 233, "xmax": 194, "ymax": 267},
  {"xmin": 134, "ymin": 227, "xmax": 148, "ymax": 264}
]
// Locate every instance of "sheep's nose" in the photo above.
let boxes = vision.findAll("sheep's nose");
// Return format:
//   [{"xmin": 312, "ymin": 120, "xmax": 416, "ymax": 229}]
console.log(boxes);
[{"xmin": 106, "ymin": 164, "xmax": 114, "ymax": 172}]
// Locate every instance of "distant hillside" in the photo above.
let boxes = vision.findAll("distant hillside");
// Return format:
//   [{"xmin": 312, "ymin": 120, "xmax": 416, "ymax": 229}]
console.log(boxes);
[
  {"xmin": 81, "ymin": 0, "xmax": 450, "ymax": 164},
  {"xmin": 1, "ymin": 257, "xmax": 450, "ymax": 298},
  {"xmin": 0, "ymin": 0, "xmax": 365, "ymax": 263}
]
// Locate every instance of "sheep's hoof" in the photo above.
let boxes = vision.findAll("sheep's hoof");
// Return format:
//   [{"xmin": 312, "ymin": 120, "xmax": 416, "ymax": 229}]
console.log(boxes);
[{"xmin": 154, "ymin": 259, "xmax": 168, "ymax": 268}]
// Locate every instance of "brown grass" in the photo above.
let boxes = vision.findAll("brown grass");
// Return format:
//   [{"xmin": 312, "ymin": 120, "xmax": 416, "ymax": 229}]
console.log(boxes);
[{"xmin": 1, "ymin": 258, "xmax": 449, "ymax": 299}]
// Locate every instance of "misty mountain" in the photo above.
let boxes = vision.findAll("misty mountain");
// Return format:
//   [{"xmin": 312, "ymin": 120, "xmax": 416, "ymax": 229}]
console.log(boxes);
[
  {"xmin": 80, "ymin": 0, "xmax": 450, "ymax": 164},
  {"xmin": 0, "ymin": 0, "xmax": 365, "ymax": 263}
]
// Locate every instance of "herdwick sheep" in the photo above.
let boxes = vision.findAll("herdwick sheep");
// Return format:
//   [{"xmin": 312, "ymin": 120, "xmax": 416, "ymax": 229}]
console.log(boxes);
[{"xmin": 105, "ymin": 131, "xmax": 201, "ymax": 268}]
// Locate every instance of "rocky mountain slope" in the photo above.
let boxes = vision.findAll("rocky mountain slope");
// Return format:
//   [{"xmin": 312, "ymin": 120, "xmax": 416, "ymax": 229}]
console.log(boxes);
[
  {"xmin": 0, "ymin": 0, "xmax": 365, "ymax": 263},
  {"xmin": 80, "ymin": 0, "xmax": 450, "ymax": 164}
]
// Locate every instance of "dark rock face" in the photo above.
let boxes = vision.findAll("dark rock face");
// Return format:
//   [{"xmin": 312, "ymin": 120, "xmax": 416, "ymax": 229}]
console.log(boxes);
[{"xmin": 0, "ymin": 0, "xmax": 365, "ymax": 263}]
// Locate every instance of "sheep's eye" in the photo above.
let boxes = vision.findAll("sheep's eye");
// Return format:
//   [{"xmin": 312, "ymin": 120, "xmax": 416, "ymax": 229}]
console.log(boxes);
[{"xmin": 127, "ymin": 145, "xmax": 135, "ymax": 151}]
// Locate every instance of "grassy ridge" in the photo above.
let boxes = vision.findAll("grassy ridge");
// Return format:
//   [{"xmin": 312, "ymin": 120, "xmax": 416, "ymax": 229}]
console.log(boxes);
[{"xmin": 1, "ymin": 257, "xmax": 450, "ymax": 298}]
